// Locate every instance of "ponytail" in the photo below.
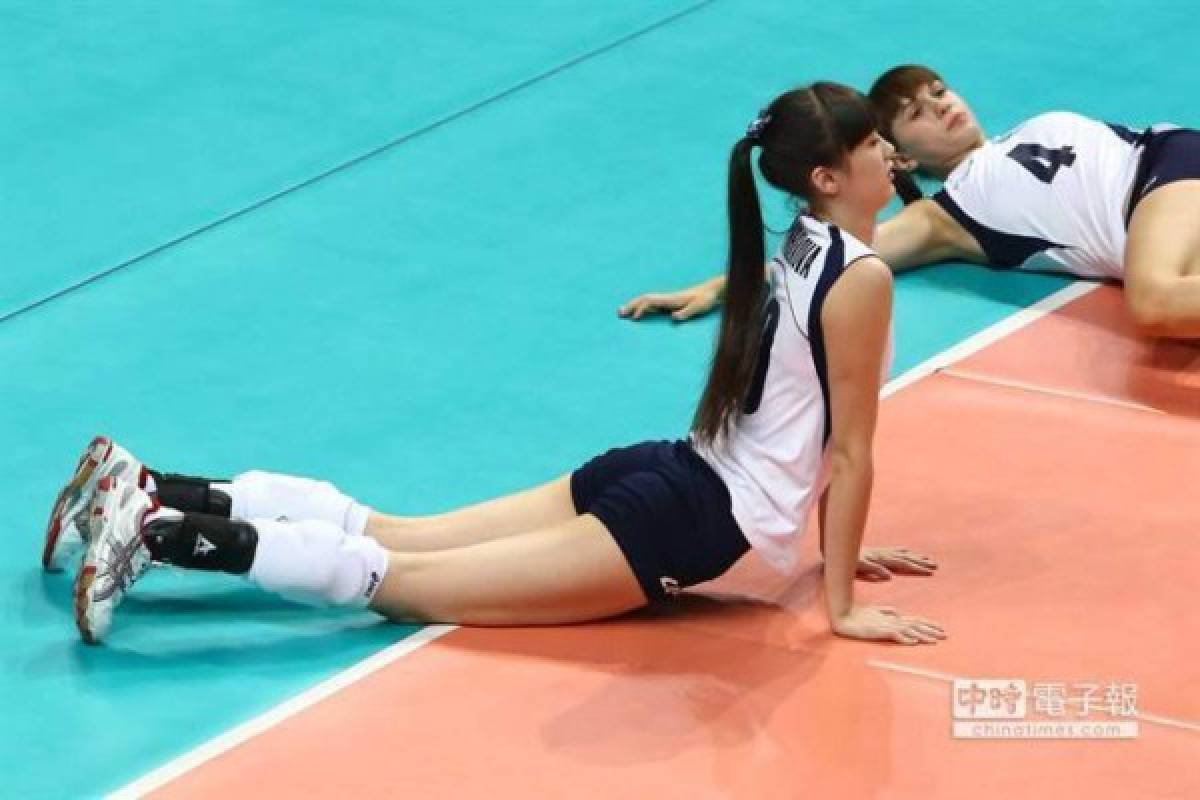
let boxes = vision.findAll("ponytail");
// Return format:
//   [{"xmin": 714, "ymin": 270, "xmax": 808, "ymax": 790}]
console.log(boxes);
[
  {"xmin": 691, "ymin": 83, "xmax": 876, "ymax": 445},
  {"xmin": 692, "ymin": 136, "xmax": 768, "ymax": 443}
]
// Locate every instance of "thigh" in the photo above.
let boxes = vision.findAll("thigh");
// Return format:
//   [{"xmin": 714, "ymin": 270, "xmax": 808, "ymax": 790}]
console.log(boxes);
[
  {"xmin": 1126, "ymin": 181, "xmax": 1200, "ymax": 286},
  {"xmin": 370, "ymin": 475, "xmax": 578, "ymax": 552},
  {"xmin": 371, "ymin": 513, "xmax": 648, "ymax": 625}
]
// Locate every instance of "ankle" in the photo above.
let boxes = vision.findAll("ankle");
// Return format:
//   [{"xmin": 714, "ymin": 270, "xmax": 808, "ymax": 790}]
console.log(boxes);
[{"xmin": 142, "ymin": 512, "xmax": 258, "ymax": 574}]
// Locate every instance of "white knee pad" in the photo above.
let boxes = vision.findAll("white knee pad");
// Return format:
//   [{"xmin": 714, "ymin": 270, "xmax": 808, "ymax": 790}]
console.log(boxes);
[
  {"xmin": 231, "ymin": 470, "xmax": 371, "ymax": 536},
  {"xmin": 248, "ymin": 518, "xmax": 389, "ymax": 607}
]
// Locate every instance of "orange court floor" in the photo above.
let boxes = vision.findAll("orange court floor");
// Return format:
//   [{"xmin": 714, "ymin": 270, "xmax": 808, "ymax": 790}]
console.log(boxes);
[{"xmin": 137, "ymin": 285, "xmax": 1200, "ymax": 800}]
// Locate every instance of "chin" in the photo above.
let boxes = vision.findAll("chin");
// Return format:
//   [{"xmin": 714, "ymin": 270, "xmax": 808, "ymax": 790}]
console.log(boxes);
[{"xmin": 958, "ymin": 122, "xmax": 983, "ymax": 144}]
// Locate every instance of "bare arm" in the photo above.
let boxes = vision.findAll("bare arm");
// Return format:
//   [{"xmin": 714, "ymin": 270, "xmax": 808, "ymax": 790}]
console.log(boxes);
[
  {"xmin": 620, "ymin": 196, "xmax": 986, "ymax": 321},
  {"xmin": 619, "ymin": 262, "xmax": 771, "ymax": 322},
  {"xmin": 875, "ymin": 198, "xmax": 985, "ymax": 272},
  {"xmin": 820, "ymin": 257, "xmax": 944, "ymax": 644},
  {"xmin": 820, "ymin": 258, "xmax": 890, "ymax": 619},
  {"xmin": 618, "ymin": 274, "xmax": 725, "ymax": 321}
]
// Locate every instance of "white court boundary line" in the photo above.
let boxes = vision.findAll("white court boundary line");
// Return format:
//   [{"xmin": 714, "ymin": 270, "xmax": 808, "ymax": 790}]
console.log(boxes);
[
  {"xmin": 882, "ymin": 280, "xmax": 1099, "ymax": 398},
  {"xmin": 109, "ymin": 625, "xmax": 456, "ymax": 799},
  {"xmin": 940, "ymin": 368, "xmax": 1164, "ymax": 415},
  {"xmin": 868, "ymin": 659, "xmax": 1200, "ymax": 735},
  {"xmin": 110, "ymin": 280, "xmax": 1100, "ymax": 798}
]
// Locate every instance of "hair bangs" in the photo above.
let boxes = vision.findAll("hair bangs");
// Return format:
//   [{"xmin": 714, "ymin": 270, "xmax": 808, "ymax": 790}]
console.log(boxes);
[
  {"xmin": 810, "ymin": 81, "xmax": 878, "ymax": 157},
  {"xmin": 867, "ymin": 65, "xmax": 943, "ymax": 139}
]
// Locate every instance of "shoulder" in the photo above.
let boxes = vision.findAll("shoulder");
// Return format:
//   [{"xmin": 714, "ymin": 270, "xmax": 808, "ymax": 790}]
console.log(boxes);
[
  {"xmin": 843, "ymin": 255, "xmax": 892, "ymax": 287},
  {"xmin": 821, "ymin": 254, "xmax": 892, "ymax": 374},
  {"xmin": 838, "ymin": 229, "xmax": 886, "ymax": 274},
  {"xmin": 825, "ymin": 255, "xmax": 892, "ymax": 321},
  {"xmin": 1023, "ymin": 110, "xmax": 1086, "ymax": 127},
  {"xmin": 996, "ymin": 111, "xmax": 1097, "ymax": 142}
]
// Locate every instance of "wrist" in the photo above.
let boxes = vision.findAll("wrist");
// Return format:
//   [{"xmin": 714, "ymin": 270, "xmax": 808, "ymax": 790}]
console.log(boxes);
[{"xmin": 826, "ymin": 592, "xmax": 853, "ymax": 621}]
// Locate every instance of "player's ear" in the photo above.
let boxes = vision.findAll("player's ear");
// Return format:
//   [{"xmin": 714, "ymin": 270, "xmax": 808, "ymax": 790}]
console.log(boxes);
[{"xmin": 809, "ymin": 164, "xmax": 840, "ymax": 198}]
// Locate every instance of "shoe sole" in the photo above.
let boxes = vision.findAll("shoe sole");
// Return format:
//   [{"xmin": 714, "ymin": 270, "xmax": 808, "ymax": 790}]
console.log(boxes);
[
  {"xmin": 74, "ymin": 473, "xmax": 116, "ymax": 644},
  {"xmin": 42, "ymin": 436, "xmax": 112, "ymax": 572},
  {"xmin": 75, "ymin": 565, "xmax": 100, "ymax": 645}
]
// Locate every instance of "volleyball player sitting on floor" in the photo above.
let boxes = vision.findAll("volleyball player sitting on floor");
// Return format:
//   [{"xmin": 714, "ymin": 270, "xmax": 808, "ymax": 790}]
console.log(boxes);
[
  {"xmin": 621, "ymin": 65, "xmax": 1200, "ymax": 340},
  {"xmin": 45, "ymin": 83, "xmax": 945, "ymax": 647}
]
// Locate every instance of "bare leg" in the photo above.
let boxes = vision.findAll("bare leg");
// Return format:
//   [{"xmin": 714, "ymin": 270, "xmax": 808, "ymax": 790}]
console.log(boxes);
[
  {"xmin": 1124, "ymin": 181, "xmax": 1200, "ymax": 338},
  {"xmin": 366, "ymin": 475, "xmax": 578, "ymax": 552},
  {"xmin": 369, "ymin": 514, "xmax": 647, "ymax": 625}
]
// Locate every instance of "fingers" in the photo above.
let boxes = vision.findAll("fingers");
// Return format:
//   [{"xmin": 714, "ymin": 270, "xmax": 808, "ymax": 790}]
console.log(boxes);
[
  {"xmin": 891, "ymin": 616, "xmax": 947, "ymax": 645},
  {"xmin": 908, "ymin": 617, "xmax": 946, "ymax": 637},
  {"xmin": 619, "ymin": 293, "xmax": 685, "ymax": 321},
  {"xmin": 670, "ymin": 298, "xmax": 710, "ymax": 322},
  {"xmin": 900, "ymin": 550, "xmax": 938, "ymax": 570},
  {"xmin": 834, "ymin": 606, "xmax": 945, "ymax": 645},
  {"xmin": 617, "ymin": 297, "xmax": 649, "ymax": 320},
  {"xmin": 670, "ymin": 306, "xmax": 696, "ymax": 321},
  {"xmin": 855, "ymin": 561, "xmax": 892, "ymax": 582},
  {"xmin": 893, "ymin": 629, "xmax": 938, "ymax": 645},
  {"xmin": 891, "ymin": 560, "xmax": 936, "ymax": 576},
  {"xmin": 869, "ymin": 546, "xmax": 938, "ymax": 575},
  {"xmin": 617, "ymin": 296, "xmax": 651, "ymax": 320},
  {"xmin": 620, "ymin": 290, "xmax": 715, "ymax": 322}
]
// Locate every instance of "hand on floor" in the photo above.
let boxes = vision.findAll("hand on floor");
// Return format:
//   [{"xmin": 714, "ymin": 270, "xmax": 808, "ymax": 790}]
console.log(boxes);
[
  {"xmin": 833, "ymin": 605, "xmax": 946, "ymax": 645},
  {"xmin": 856, "ymin": 546, "xmax": 937, "ymax": 582}
]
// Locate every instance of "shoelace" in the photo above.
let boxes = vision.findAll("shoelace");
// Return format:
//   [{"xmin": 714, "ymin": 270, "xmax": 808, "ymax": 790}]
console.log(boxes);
[
  {"xmin": 92, "ymin": 514, "xmax": 148, "ymax": 602},
  {"xmin": 73, "ymin": 460, "xmax": 136, "ymax": 542}
]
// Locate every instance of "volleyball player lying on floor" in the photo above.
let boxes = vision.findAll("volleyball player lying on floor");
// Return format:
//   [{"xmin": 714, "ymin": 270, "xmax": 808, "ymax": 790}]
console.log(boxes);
[{"xmin": 622, "ymin": 65, "xmax": 1200, "ymax": 340}]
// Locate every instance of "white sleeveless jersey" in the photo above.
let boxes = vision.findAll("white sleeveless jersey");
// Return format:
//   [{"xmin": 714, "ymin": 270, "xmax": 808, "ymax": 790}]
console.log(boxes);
[
  {"xmin": 692, "ymin": 215, "xmax": 892, "ymax": 573},
  {"xmin": 933, "ymin": 112, "xmax": 1172, "ymax": 280}
]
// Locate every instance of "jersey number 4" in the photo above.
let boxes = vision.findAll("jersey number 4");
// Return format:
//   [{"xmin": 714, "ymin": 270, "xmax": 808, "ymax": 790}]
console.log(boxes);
[{"xmin": 1006, "ymin": 143, "xmax": 1077, "ymax": 183}]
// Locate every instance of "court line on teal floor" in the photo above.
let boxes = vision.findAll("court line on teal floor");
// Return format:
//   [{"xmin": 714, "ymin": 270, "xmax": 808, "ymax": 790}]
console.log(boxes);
[
  {"xmin": 882, "ymin": 282, "xmax": 1097, "ymax": 397},
  {"xmin": 109, "ymin": 625, "xmax": 456, "ymax": 799},
  {"xmin": 110, "ymin": 280, "xmax": 1098, "ymax": 797},
  {"xmin": 0, "ymin": 0, "xmax": 717, "ymax": 330}
]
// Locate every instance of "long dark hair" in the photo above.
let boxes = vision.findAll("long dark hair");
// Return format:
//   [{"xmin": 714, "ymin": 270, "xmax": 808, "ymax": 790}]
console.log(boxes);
[{"xmin": 692, "ymin": 82, "xmax": 877, "ymax": 444}]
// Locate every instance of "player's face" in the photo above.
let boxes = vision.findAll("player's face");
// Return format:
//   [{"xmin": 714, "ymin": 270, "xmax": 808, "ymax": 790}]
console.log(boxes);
[
  {"xmin": 837, "ymin": 131, "xmax": 896, "ymax": 213},
  {"xmin": 888, "ymin": 80, "xmax": 982, "ymax": 170}
]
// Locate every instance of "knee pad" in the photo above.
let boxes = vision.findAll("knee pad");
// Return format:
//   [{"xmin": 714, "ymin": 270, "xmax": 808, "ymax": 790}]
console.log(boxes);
[
  {"xmin": 249, "ymin": 518, "xmax": 388, "ymax": 607},
  {"xmin": 232, "ymin": 471, "xmax": 370, "ymax": 535}
]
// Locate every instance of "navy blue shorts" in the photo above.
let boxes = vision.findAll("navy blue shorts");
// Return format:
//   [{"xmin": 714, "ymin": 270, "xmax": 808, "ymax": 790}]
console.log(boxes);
[
  {"xmin": 570, "ymin": 440, "xmax": 749, "ymax": 602},
  {"xmin": 1127, "ymin": 128, "xmax": 1200, "ymax": 223}
]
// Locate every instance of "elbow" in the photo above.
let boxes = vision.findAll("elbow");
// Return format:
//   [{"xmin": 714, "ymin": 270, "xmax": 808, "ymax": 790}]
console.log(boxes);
[
  {"xmin": 1126, "ymin": 281, "xmax": 1168, "ymax": 326},
  {"xmin": 1125, "ymin": 280, "xmax": 1176, "ymax": 332},
  {"xmin": 829, "ymin": 447, "xmax": 874, "ymax": 481}
]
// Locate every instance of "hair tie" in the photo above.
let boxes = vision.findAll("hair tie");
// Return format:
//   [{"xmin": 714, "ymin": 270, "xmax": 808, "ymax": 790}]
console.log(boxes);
[{"xmin": 745, "ymin": 110, "xmax": 772, "ymax": 141}]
